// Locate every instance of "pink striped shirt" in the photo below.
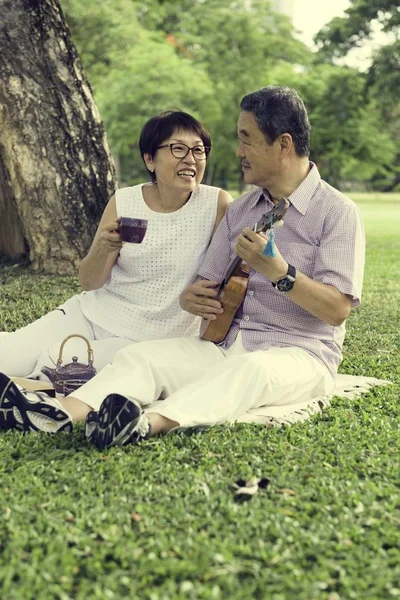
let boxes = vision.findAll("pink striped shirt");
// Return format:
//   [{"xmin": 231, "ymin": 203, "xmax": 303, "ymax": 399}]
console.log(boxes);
[{"xmin": 197, "ymin": 164, "xmax": 365, "ymax": 376}]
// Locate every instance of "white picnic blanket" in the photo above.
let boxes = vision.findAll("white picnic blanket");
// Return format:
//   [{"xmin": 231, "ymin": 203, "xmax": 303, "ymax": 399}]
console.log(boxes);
[{"xmin": 235, "ymin": 374, "xmax": 392, "ymax": 427}]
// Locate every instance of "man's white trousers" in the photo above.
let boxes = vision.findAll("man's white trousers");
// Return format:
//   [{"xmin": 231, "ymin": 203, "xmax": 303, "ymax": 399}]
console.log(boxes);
[{"xmin": 73, "ymin": 334, "xmax": 334, "ymax": 427}]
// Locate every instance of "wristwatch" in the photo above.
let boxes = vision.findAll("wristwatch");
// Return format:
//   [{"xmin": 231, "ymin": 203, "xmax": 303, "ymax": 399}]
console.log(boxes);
[{"xmin": 272, "ymin": 264, "xmax": 296, "ymax": 292}]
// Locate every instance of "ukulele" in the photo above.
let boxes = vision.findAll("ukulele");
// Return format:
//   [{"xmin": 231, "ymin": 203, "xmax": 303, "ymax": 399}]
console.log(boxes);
[{"xmin": 200, "ymin": 197, "xmax": 289, "ymax": 343}]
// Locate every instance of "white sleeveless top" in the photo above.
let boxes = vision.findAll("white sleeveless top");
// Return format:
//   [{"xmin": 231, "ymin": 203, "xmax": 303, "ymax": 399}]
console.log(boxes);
[{"xmin": 80, "ymin": 183, "xmax": 220, "ymax": 341}]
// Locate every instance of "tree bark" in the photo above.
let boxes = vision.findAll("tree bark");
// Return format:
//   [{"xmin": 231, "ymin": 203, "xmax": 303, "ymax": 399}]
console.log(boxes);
[
  {"xmin": 0, "ymin": 0, "xmax": 117, "ymax": 274},
  {"xmin": 0, "ymin": 151, "xmax": 26, "ymax": 258}
]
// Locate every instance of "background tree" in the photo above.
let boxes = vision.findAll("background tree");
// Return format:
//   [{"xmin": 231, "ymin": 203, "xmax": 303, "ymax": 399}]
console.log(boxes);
[
  {"xmin": 289, "ymin": 65, "xmax": 396, "ymax": 187},
  {"xmin": 314, "ymin": 0, "xmax": 400, "ymax": 190},
  {"xmin": 315, "ymin": 0, "xmax": 399, "ymax": 59},
  {"xmin": 0, "ymin": 0, "xmax": 117, "ymax": 273},
  {"xmin": 62, "ymin": 0, "xmax": 310, "ymax": 188},
  {"xmin": 63, "ymin": 0, "xmax": 397, "ymax": 191},
  {"xmin": 62, "ymin": 0, "xmax": 219, "ymax": 185},
  {"xmin": 366, "ymin": 41, "xmax": 400, "ymax": 190},
  {"xmin": 135, "ymin": 0, "xmax": 311, "ymax": 188}
]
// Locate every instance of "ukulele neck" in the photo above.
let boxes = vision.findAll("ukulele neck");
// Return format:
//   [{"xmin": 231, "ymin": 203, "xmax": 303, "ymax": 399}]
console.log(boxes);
[{"xmin": 224, "ymin": 256, "xmax": 249, "ymax": 284}]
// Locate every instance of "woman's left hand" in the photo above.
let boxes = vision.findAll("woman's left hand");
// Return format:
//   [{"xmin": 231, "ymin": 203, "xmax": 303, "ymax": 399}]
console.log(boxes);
[{"xmin": 235, "ymin": 228, "xmax": 287, "ymax": 283}]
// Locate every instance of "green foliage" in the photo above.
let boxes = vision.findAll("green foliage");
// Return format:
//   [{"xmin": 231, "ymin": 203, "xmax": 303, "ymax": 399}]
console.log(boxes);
[
  {"xmin": 315, "ymin": 0, "xmax": 400, "ymax": 58},
  {"xmin": 95, "ymin": 41, "xmax": 219, "ymax": 158},
  {"xmin": 62, "ymin": 0, "xmax": 218, "ymax": 184},
  {"xmin": 299, "ymin": 66, "xmax": 395, "ymax": 186},
  {"xmin": 368, "ymin": 40, "xmax": 400, "ymax": 116},
  {"xmin": 1, "ymin": 196, "xmax": 400, "ymax": 598},
  {"xmin": 61, "ymin": 0, "xmax": 310, "ymax": 186},
  {"xmin": 135, "ymin": 0, "xmax": 311, "ymax": 185},
  {"xmin": 61, "ymin": 0, "xmax": 143, "ymax": 80},
  {"xmin": 312, "ymin": 0, "xmax": 400, "ymax": 190},
  {"xmin": 60, "ymin": 0, "xmax": 399, "ymax": 189}
]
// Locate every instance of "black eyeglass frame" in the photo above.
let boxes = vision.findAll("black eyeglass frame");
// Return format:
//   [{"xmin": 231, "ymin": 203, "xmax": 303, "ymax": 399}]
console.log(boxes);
[{"xmin": 157, "ymin": 143, "xmax": 211, "ymax": 160}]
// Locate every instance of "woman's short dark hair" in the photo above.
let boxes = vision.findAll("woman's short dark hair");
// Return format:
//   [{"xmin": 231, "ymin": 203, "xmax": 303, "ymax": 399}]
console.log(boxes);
[
  {"xmin": 139, "ymin": 110, "xmax": 212, "ymax": 182},
  {"xmin": 240, "ymin": 86, "xmax": 311, "ymax": 157}
]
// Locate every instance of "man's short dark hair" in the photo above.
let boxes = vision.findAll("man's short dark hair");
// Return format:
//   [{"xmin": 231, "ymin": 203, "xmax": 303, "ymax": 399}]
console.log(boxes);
[
  {"xmin": 139, "ymin": 110, "xmax": 212, "ymax": 182},
  {"xmin": 240, "ymin": 86, "xmax": 311, "ymax": 157}
]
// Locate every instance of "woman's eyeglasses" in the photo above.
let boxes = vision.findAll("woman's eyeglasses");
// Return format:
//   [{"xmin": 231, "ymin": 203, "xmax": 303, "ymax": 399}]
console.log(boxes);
[{"xmin": 157, "ymin": 143, "xmax": 210, "ymax": 160}]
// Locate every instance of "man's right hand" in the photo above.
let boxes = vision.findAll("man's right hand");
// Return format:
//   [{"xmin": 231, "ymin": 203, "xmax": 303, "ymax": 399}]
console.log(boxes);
[{"xmin": 180, "ymin": 280, "xmax": 224, "ymax": 320}]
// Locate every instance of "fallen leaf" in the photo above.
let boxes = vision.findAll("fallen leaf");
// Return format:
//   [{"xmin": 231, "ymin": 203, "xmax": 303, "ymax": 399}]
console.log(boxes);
[
  {"xmin": 65, "ymin": 515, "xmax": 76, "ymax": 523},
  {"xmin": 232, "ymin": 477, "xmax": 270, "ymax": 498},
  {"xmin": 199, "ymin": 481, "xmax": 210, "ymax": 498},
  {"xmin": 343, "ymin": 539, "xmax": 352, "ymax": 547},
  {"xmin": 234, "ymin": 483, "xmax": 259, "ymax": 497},
  {"xmin": 276, "ymin": 488, "xmax": 296, "ymax": 496},
  {"xmin": 278, "ymin": 508, "xmax": 295, "ymax": 516}
]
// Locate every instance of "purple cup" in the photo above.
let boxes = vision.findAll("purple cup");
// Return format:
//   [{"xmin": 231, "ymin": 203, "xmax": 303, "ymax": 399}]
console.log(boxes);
[{"xmin": 119, "ymin": 217, "xmax": 148, "ymax": 243}]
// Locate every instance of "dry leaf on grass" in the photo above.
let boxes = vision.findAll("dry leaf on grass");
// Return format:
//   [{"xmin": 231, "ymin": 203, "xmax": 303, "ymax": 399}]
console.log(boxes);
[
  {"xmin": 232, "ymin": 477, "xmax": 270, "ymax": 498},
  {"xmin": 276, "ymin": 488, "xmax": 296, "ymax": 496}
]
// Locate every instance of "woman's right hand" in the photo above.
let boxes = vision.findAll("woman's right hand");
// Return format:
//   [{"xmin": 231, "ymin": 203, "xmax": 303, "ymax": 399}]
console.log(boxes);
[
  {"xmin": 79, "ymin": 196, "xmax": 122, "ymax": 291},
  {"xmin": 95, "ymin": 220, "xmax": 123, "ymax": 254},
  {"xmin": 180, "ymin": 279, "xmax": 224, "ymax": 320}
]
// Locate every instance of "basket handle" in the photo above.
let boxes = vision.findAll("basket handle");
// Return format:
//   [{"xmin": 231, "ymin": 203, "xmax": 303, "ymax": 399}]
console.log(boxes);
[{"xmin": 57, "ymin": 334, "xmax": 94, "ymax": 366}]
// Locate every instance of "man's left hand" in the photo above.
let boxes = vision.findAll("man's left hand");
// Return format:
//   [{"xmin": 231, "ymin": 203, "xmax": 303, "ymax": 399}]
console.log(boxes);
[{"xmin": 235, "ymin": 228, "xmax": 288, "ymax": 283}]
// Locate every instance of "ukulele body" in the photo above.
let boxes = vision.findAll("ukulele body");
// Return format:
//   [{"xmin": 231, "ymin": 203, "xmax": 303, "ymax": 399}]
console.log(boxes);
[{"xmin": 201, "ymin": 261, "xmax": 250, "ymax": 343}]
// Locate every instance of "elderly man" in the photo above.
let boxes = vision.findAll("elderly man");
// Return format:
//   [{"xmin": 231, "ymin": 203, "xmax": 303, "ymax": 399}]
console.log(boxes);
[{"xmin": 0, "ymin": 86, "xmax": 365, "ymax": 447}]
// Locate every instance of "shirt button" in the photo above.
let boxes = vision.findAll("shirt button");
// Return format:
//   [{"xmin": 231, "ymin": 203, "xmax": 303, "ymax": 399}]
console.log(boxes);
[
  {"xmin": 248, "ymin": 290, "xmax": 254, "ymax": 296},
  {"xmin": 244, "ymin": 315, "xmax": 250, "ymax": 321}
]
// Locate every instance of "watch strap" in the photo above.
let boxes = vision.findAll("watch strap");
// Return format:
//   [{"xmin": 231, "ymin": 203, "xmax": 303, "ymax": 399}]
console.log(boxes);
[{"xmin": 272, "ymin": 264, "xmax": 296, "ymax": 288}]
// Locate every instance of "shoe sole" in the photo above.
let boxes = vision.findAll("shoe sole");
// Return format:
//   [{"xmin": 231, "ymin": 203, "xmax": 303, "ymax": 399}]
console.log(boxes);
[
  {"xmin": 85, "ymin": 410, "xmax": 99, "ymax": 442},
  {"xmin": 0, "ymin": 373, "xmax": 73, "ymax": 433},
  {"xmin": 91, "ymin": 393, "xmax": 141, "ymax": 450}
]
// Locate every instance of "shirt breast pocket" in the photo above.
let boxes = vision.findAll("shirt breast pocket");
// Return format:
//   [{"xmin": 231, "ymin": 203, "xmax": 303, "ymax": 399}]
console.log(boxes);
[{"xmin": 282, "ymin": 242, "xmax": 317, "ymax": 278}]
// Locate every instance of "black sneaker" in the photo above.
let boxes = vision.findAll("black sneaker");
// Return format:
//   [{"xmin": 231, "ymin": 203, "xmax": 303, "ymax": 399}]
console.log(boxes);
[
  {"xmin": 0, "ymin": 373, "xmax": 73, "ymax": 433},
  {"xmin": 87, "ymin": 393, "xmax": 150, "ymax": 450},
  {"xmin": 85, "ymin": 410, "xmax": 99, "ymax": 443}
]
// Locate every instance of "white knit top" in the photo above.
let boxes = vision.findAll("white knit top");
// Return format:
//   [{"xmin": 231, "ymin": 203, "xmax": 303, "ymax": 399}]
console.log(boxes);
[{"xmin": 80, "ymin": 183, "xmax": 220, "ymax": 341}]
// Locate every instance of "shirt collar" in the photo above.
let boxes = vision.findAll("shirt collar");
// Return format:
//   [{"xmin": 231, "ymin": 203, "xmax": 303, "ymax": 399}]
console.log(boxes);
[{"xmin": 251, "ymin": 162, "xmax": 321, "ymax": 215}]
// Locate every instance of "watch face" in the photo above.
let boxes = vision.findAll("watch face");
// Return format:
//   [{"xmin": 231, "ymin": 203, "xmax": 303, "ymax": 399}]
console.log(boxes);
[{"xmin": 276, "ymin": 277, "xmax": 294, "ymax": 292}]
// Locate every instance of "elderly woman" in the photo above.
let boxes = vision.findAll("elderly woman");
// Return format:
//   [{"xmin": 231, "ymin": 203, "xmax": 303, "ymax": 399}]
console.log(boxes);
[{"xmin": 0, "ymin": 110, "xmax": 231, "ymax": 379}]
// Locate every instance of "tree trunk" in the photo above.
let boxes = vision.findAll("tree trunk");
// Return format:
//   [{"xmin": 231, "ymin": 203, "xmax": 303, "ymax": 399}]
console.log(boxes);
[
  {"xmin": 0, "ymin": 0, "xmax": 117, "ymax": 274},
  {"xmin": 0, "ymin": 152, "xmax": 26, "ymax": 258}
]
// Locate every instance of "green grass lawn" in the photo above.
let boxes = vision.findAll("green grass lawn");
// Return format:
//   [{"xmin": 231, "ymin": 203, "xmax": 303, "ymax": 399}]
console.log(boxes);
[{"xmin": 0, "ymin": 195, "xmax": 399, "ymax": 600}]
